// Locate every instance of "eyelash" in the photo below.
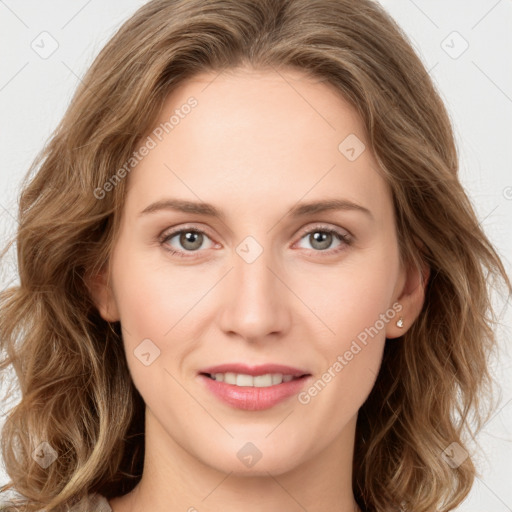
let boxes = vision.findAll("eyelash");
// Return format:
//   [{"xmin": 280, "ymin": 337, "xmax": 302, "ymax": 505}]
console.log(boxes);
[{"xmin": 158, "ymin": 224, "xmax": 353, "ymax": 259}]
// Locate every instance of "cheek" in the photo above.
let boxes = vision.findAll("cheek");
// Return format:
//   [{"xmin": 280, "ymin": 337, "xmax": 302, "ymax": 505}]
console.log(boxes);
[
  {"xmin": 114, "ymin": 272, "xmax": 172, "ymax": 338},
  {"xmin": 294, "ymin": 271, "xmax": 394, "ymax": 426},
  {"xmin": 298, "ymin": 251, "xmax": 398, "ymax": 340},
  {"xmin": 111, "ymin": 245, "xmax": 204, "ymax": 337},
  {"xmin": 110, "ymin": 255, "xmax": 203, "ymax": 413},
  {"xmin": 110, "ymin": 249, "xmax": 220, "ymax": 386},
  {"xmin": 295, "ymin": 251, "xmax": 398, "ymax": 393}
]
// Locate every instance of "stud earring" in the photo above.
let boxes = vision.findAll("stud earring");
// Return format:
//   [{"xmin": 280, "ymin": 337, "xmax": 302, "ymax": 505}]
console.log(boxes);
[{"xmin": 396, "ymin": 317, "xmax": 404, "ymax": 328}]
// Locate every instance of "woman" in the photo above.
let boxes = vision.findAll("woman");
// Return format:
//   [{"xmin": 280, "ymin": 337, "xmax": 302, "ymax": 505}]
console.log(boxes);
[{"xmin": 0, "ymin": 0, "xmax": 509, "ymax": 511}]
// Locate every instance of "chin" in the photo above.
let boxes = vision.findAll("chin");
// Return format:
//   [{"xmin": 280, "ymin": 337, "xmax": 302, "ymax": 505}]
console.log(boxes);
[{"xmin": 196, "ymin": 437, "xmax": 307, "ymax": 476}]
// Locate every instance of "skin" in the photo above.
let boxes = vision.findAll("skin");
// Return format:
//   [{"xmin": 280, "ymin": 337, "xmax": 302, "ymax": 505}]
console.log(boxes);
[{"xmin": 88, "ymin": 65, "xmax": 428, "ymax": 512}]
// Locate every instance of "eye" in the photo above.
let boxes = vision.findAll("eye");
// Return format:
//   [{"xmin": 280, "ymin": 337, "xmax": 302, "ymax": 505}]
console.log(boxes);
[
  {"xmin": 294, "ymin": 225, "xmax": 352, "ymax": 255},
  {"xmin": 158, "ymin": 224, "xmax": 352, "ymax": 259},
  {"xmin": 159, "ymin": 226, "xmax": 216, "ymax": 258}
]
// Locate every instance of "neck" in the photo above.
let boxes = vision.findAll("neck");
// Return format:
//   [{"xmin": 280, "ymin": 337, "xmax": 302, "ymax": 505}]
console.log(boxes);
[{"xmin": 109, "ymin": 407, "xmax": 362, "ymax": 512}]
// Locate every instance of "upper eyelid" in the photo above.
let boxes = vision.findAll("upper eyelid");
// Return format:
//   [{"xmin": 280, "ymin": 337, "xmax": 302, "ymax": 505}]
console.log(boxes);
[
  {"xmin": 296, "ymin": 223, "xmax": 352, "ymax": 239},
  {"xmin": 159, "ymin": 223, "xmax": 216, "ymax": 242},
  {"xmin": 159, "ymin": 222, "xmax": 352, "ymax": 245}
]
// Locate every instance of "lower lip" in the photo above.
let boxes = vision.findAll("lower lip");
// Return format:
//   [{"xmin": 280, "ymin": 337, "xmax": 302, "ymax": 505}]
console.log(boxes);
[{"xmin": 198, "ymin": 374, "xmax": 311, "ymax": 411}]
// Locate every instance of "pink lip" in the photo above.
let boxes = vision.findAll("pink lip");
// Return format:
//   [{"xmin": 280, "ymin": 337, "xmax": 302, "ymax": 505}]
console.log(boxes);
[
  {"xmin": 198, "ymin": 363, "xmax": 310, "ymax": 377},
  {"xmin": 197, "ymin": 363, "xmax": 312, "ymax": 411}
]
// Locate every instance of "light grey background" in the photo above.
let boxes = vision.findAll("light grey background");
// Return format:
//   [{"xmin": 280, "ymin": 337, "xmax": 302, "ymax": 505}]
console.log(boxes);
[{"xmin": 0, "ymin": 1, "xmax": 511, "ymax": 510}]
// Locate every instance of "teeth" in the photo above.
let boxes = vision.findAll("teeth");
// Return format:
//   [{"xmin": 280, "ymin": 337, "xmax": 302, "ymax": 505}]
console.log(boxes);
[{"xmin": 209, "ymin": 372, "xmax": 297, "ymax": 387}]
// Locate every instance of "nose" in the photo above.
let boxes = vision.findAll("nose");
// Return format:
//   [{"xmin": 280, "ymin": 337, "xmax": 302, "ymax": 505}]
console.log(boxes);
[{"xmin": 217, "ymin": 242, "xmax": 291, "ymax": 344}]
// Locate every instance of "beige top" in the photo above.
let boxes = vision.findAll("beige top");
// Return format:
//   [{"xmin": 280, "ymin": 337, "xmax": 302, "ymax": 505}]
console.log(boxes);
[
  {"xmin": 1, "ymin": 492, "xmax": 112, "ymax": 511},
  {"xmin": 68, "ymin": 492, "xmax": 112, "ymax": 511}
]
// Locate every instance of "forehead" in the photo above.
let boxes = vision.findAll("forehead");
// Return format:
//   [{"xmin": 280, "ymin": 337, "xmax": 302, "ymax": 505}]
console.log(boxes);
[{"xmin": 123, "ymin": 66, "xmax": 391, "ymax": 222}]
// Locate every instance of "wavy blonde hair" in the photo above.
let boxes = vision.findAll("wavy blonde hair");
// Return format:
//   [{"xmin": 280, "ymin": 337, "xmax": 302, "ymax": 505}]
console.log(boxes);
[{"xmin": 0, "ymin": 0, "xmax": 510, "ymax": 510}]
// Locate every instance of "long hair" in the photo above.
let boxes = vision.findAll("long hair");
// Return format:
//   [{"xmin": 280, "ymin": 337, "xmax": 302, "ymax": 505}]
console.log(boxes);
[{"xmin": 0, "ymin": 1, "xmax": 510, "ymax": 510}]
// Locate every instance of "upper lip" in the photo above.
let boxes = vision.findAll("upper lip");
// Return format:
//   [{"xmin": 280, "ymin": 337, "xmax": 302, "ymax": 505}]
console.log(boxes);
[{"xmin": 199, "ymin": 363, "xmax": 311, "ymax": 377}]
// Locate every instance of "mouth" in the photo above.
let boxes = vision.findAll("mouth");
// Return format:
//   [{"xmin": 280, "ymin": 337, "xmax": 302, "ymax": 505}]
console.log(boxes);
[
  {"xmin": 197, "ymin": 364, "xmax": 313, "ymax": 411},
  {"xmin": 199, "ymin": 372, "xmax": 310, "ymax": 388}
]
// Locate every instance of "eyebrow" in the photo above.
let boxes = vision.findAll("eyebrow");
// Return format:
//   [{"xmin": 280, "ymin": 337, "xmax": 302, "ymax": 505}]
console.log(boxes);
[{"xmin": 139, "ymin": 197, "xmax": 373, "ymax": 220}]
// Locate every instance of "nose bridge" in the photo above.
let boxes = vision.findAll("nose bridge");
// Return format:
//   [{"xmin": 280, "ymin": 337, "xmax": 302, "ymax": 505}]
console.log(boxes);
[
  {"xmin": 236, "ymin": 240, "xmax": 274, "ymax": 298},
  {"xmin": 218, "ymin": 235, "xmax": 289, "ymax": 340}
]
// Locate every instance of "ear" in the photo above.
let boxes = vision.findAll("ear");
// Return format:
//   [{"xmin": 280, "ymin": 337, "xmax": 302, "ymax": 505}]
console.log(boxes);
[
  {"xmin": 85, "ymin": 264, "xmax": 120, "ymax": 322},
  {"xmin": 386, "ymin": 256, "xmax": 430, "ymax": 339}
]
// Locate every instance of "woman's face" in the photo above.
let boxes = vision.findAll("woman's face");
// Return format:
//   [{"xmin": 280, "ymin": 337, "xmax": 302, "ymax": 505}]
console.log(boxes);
[{"xmin": 91, "ymin": 66, "xmax": 423, "ymax": 476}]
